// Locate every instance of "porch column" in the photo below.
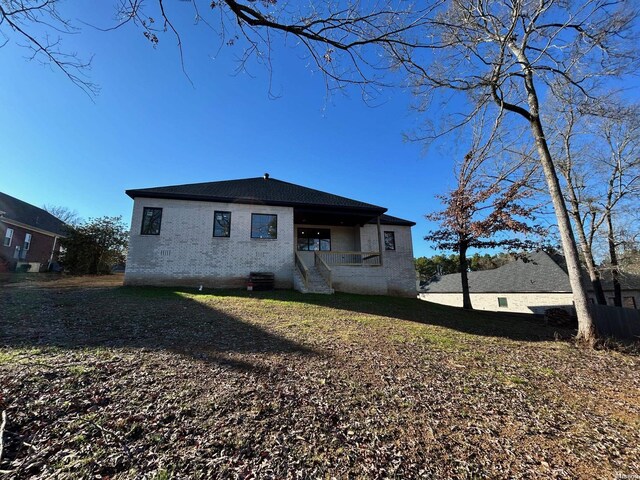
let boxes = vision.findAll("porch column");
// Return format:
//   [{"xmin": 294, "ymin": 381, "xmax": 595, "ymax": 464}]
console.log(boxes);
[{"xmin": 377, "ymin": 216, "xmax": 383, "ymax": 266}]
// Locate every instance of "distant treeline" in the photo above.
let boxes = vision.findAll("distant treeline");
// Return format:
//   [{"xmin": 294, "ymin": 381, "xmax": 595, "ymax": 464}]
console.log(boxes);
[{"xmin": 415, "ymin": 253, "xmax": 514, "ymax": 280}]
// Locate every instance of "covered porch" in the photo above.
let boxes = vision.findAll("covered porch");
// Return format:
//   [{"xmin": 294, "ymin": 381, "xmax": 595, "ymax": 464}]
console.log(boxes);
[{"xmin": 292, "ymin": 205, "xmax": 387, "ymax": 294}]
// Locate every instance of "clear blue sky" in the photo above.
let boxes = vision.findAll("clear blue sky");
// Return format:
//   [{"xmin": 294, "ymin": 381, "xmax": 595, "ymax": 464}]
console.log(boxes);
[
  {"xmin": 0, "ymin": 3, "xmax": 587, "ymax": 259},
  {"xmin": 0, "ymin": 3, "xmax": 463, "ymax": 258}
]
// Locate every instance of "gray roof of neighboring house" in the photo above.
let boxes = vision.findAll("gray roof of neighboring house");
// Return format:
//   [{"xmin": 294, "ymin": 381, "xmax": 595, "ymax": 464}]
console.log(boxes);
[
  {"xmin": 126, "ymin": 176, "xmax": 415, "ymax": 225},
  {"xmin": 595, "ymin": 271, "xmax": 640, "ymax": 291},
  {"xmin": 0, "ymin": 192, "xmax": 67, "ymax": 236},
  {"xmin": 421, "ymin": 251, "xmax": 572, "ymax": 294}
]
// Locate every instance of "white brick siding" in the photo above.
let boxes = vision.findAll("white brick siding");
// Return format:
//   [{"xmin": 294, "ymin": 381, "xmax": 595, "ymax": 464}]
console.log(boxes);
[
  {"xmin": 597, "ymin": 290, "xmax": 640, "ymax": 309},
  {"xmin": 125, "ymin": 198, "xmax": 416, "ymax": 297},
  {"xmin": 350, "ymin": 224, "xmax": 416, "ymax": 297},
  {"xmin": 418, "ymin": 292, "xmax": 575, "ymax": 314},
  {"xmin": 125, "ymin": 198, "xmax": 294, "ymax": 288},
  {"xmin": 292, "ymin": 223, "xmax": 416, "ymax": 297}
]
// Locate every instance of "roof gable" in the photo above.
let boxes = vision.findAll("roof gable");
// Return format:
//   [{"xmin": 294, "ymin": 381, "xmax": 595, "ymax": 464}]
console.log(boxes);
[
  {"xmin": 422, "ymin": 251, "xmax": 572, "ymax": 294},
  {"xmin": 0, "ymin": 192, "xmax": 67, "ymax": 236}
]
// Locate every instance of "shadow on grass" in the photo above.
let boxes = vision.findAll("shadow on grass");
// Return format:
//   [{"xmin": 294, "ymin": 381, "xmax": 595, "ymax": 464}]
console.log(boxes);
[
  {"xmin": 190, "ymin": 288, "xmax": 573, "ymax": 342},
  {"xmin": 0, "ymin": 286, "xmax": 318, "ymax": 372},
  {"xmin": 0, "ymin": 281, "xmax": 573, "ymax": 373}
]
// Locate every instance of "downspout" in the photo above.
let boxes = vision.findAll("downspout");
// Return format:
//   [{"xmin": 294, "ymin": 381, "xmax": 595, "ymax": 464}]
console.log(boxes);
[{"xmin": 377, "ymin": 216, "xmax": 383, "ymax": 266}]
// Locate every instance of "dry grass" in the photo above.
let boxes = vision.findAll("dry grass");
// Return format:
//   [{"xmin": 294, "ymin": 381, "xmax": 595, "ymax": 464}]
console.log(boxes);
[
  {"xmin": 0, "ymin": 275, "xmax": 638, "ymax": 479},
  {"xmin": 0, "ymin": 272, "xmax": 124, "ymax": 288}
]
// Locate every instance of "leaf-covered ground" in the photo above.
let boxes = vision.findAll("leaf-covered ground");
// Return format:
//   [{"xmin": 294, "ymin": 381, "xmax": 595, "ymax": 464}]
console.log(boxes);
[{"xmin": 1, "ymin": 275, "xmax": 639, "ymax": 479}]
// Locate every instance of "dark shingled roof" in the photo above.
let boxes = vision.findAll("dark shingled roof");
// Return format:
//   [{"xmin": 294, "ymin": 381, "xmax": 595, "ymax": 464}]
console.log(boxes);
[
  {"xmin": 594, "ymin": 271, "xmax": 640, "ymax": 291},
  {"xmin": 126, "ymin": 176, "xmax": 388, "ymax": 213},
  {"xmin": 421, "ymin": 251, "xmax": 572, "ymax": 294},
  {"xmin": 367, "ymin": 214, "xmax": 416, "ymax": 227},
  {"xmin": 0, "ymin": 192, "xmax": 67, "ymax": 236}
]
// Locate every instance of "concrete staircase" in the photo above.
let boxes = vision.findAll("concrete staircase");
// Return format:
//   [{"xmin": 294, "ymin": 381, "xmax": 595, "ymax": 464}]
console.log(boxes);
[{"xmin": 294, "ymin": 265, "xmax": 334, "ymax": 294}]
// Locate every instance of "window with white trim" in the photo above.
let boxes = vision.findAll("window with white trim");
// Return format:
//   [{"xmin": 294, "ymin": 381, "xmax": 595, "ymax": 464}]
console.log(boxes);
[
  {"xmin": 24, "ymin": 233, "xmax": 32, "ymax": 251},
  {"xmin": 3, "ymin": 228, "xmax": 13, "ymax": 247}
]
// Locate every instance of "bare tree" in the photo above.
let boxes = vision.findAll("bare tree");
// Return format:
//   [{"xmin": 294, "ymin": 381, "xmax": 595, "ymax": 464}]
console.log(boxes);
[
  {"xmin": 594, "ymin": 104, "xmax": 640, "ymax": 306},
  {"xmin": 616, "ymin": 229, "xmax": 640, "ymax": 275},
  {"xmin": 425, "ymin": 121, "xmax": 545, "ymax": 310},
  {"xmin": 0, "ymin": 1, "xmax": 98, "ymax": 96},
  {"xmin": 548, "ymin": 94, "xmax": 607, "ymax": 304},
  {"xmin": 2, "ymin": 1, "xmax": 428, "ymax": 97},
  {"xmin": 550, "ymin": 98, "xmax": 640, "ymax": 307},
  {"xmin": 42, "ymin": 204, "xmax": 82, "ymax": 226},
  {"xmin": 4, "ymin": 1, "xmax": 639, "ymax": 342},
  {"xmin": 408, "ymin": 1, "xmax": 638, "ymax": 342}
]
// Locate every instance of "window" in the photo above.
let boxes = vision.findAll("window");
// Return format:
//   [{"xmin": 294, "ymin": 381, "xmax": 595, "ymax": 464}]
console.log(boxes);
[
  {"xmin": 24, "ymin": 233, "xmax": 32, "ymax": 251},
  {"xmin": 3, "ymin": 228, "xmax": 13, "ymax": 247},
  {"xmin": 141, "ymin": 207, "xmax": 162, "ymax": 235},
  {"xmin": 297, "ymin": 228, "xmax": 331, "ymax": 251},
  {"xmin": 251, "ymin": 214, "xmax": 277, "ymax": 239},
  {"xmin": 498, "ymin": 297, "xmax": 508, "ymax": 308},
  {"xmin": 384, "ymin": 231, "xmax": 396, "ymax": 251},
  {"xmin": 213, "ymin": 211, "xmax": 231, "ymax": 237}
]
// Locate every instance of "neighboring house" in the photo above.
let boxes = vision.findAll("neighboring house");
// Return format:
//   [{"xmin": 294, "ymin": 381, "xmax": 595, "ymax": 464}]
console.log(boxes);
[
  {"xmin": 0, "ymin": 192, "xmax": 66, "ymax": 272},
  {"xmin": 418, "ymin": 251, "xmax": 575, "ymax": 314},
  {"xmin": 419, "ymin": 250, "xmax": 640, "ymax": 313},
  {"xmin": 593, "ymin": 271, "xmax": 640, "ymax": 309},
  {"xmin": 124, "ymin": 175, "xmax": 416, "ymax": 296}
]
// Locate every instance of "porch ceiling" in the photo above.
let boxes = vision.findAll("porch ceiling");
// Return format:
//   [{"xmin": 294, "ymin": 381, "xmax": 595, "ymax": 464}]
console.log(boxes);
[{"xmin": 293, "ymin": 207, "xmax": 384, "ymax": 227}]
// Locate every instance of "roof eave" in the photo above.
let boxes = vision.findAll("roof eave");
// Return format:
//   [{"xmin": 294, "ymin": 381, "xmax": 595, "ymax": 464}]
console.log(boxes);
[
  {"xmin": 125, "ymin": 190, "xmax": 387, "ymax": 215},
  {"xmin": 384, "ymin": 220, "xmax": 416, "ymax": 227},
  {"xmin": 1, "ymin": 217, "xmax": 67, "ymax": 237}
]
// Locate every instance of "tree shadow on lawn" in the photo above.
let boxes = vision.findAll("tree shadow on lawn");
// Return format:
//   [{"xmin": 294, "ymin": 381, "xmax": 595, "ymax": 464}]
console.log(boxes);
[
  {"xmin": 224, "ymin": 289, "xmax": 574, "ymax": 342},
  {"xmin": 0, "ymin": 286, "xmax": 320, "ymax": 372}
]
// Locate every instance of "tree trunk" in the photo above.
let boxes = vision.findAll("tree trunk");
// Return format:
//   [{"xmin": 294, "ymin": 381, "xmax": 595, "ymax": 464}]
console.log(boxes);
[
  {"xmin": 506, "ymin": 43, "xmax": 596, "ymax": 343},
  {"xmin": 563, "ymin": 178, "xmax": 607, "ymax": 305},
  {"xmin": 89, "ymin": 247, "xmax": 100, "ymax": 275},
  {"xmin": 529, "ymin": 116, "xmax": 596, "ymax": 342},
  {"xmin": 459, "ymin": 242, "xmax": 473, "ymax": 310},
  {"xmin": 89, "ymin": 255, "xmax": 98, "ymax": 275},
  {"xmin": 606, "ymin": 209, "xmax": 622, "ymax": 307},
  {"xmin": 589, "ymin": 274, "xmax": 607, "ymax": 306}
]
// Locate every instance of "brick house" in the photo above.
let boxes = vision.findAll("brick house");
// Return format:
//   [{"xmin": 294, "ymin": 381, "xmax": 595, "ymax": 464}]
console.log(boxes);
[
  {"xmin": 418, "ymin": 251, "xmax": 575, "ymax": 314},
  {"xmin": 0, "ymin": 192, "xmax": 66, "ymax": 272},
  {"xmin": 592, "ymin": 271, "xmax": 640, "ymax": 310},
  {"xmin": 124, "ymin": 175, "xmax": 416, "ymax": 296},
  {"xmin": 418, "ymin": 250, "xmax": 640, "ymax": 313}
]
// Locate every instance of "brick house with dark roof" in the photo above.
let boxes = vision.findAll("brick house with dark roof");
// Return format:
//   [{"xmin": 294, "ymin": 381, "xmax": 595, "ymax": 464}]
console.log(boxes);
[
  {"xmin": 124, "ymin": 175, "xmax": 416, "ymax": 296},
  {"xmin": 593, "ymin": 271, "xmax": 640, "ymax": 309},
  {"xmin": 0, "ymin": 192, "xmax": 66, "ymax": 272},
  {"xmin": 418, "ymin": 250, "xmax": 640, "ymax": 313},
  {"xmin": 418, "ymin": 251, "xmax": 575, "ymax": 314}
]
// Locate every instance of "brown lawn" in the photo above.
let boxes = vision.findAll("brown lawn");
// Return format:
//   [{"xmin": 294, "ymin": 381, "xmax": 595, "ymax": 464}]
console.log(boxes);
[{"xmin": 0, "ymin": 275, "xmax": 638, "ymax": 479}]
